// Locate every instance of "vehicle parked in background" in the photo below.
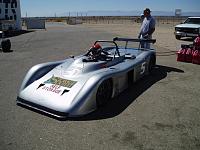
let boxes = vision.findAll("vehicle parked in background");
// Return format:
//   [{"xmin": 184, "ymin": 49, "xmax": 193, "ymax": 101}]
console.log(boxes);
[
  {"xmin": 174, "ymin": 17, "xmax": 200, "ymax": 40},
  {"xmin": 0, "ymin": 30, "xmax": 11, "ymax": 52}
]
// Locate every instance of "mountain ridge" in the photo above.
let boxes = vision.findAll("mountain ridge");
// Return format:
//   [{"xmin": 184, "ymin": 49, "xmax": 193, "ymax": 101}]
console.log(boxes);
[{"xmin": 60, "ymin": 10, "xmax": 200, "ymax": 17}]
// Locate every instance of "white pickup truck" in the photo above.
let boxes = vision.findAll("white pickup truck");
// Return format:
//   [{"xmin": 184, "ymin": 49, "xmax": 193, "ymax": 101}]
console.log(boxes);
[{"xmin": 174, "ymin": 17, "xmax": 200, "ymax": 40}]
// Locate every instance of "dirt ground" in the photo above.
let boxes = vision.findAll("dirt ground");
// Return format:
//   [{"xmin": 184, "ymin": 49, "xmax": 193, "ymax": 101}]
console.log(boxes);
[
  {"xmin": 82, "ymin": 23, "xmax": 191, "ymax": 50},
  {"xmin": 0, "ymin": 22, "xmax": 200, "ymax": 150}
]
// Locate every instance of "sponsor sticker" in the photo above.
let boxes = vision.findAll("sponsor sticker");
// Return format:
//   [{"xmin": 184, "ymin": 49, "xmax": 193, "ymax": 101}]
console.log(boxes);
[
  {"xmin": 42, "ymin": 85, "xmax": 62, "ymax": 94},
  {"xmin": 44, "ymin": 76, "xmax": 77, "ymax": 88}
]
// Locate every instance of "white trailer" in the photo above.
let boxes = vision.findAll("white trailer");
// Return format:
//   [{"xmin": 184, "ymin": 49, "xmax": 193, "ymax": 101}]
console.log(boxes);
[{"xmin": 25, "ymin": 18, "xmax": 45, "ymax": 30}]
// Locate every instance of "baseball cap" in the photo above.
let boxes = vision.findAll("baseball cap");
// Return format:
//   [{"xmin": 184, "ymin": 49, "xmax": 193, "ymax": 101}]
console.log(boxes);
[{"xmin": 144, "ymin": 8, "xmax": 151, "ymax": 14}]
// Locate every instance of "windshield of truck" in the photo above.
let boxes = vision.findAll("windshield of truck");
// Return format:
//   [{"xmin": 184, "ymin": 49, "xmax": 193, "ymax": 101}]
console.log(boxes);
[{"xmin": 184, "ymin": 18, "xmax": 200, "ymax": 24}]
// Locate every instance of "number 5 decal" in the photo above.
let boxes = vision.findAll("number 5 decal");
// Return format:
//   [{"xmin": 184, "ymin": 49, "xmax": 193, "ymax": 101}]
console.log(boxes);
[{"xmin": 140, "ymin": 62, "xmax": 146, "ymax": 75}]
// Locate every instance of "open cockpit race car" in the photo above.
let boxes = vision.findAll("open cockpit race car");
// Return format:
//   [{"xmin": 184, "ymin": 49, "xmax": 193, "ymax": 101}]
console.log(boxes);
[{"xmin": 17, "ymin": 37, "xmax": 156, "ymax": 119}]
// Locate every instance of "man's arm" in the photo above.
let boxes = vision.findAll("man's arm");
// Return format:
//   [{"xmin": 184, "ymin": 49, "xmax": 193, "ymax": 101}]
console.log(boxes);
[
  {"xmin": 147, "ymin": 27, "xmax": 155, "ymax": 35},
  {"xmin": 148, "ymin": 17, "xmax": 156, "ymax": 35}
]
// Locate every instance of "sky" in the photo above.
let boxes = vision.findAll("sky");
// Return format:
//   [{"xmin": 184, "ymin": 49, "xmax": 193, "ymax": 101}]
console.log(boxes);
[{"xmin": 20, "ymin": 0, "xmax": 200, "ymax": 17}]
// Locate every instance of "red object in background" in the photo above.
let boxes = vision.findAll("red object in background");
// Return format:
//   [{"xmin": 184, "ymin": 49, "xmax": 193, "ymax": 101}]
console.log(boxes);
[
  {"xmin": 194, "ymin": 36, "xmax": 200, "ymax": 48},
  {"xmin": 177, "ymin": 36, "xmax": 200, "ymax": 64},
  {"xmin": 177, "ymin": 47, "xmax": 187, "ymax": 62},
  {"xmin": 185, "ymin": 48, "xmax": 193, "ymax": 63},
  {"xmin": 192, "ymin": 49, "xmax": 200, "ymax": 65},
  {"xmin": 192, "ymin": 36, "xmax": 200, "ymax": 64}
]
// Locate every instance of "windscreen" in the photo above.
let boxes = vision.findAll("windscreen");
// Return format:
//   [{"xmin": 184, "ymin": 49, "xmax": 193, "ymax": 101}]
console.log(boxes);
[{"xmin": 184, "ymin": 18, "xmax": 200, "ymax": 24}]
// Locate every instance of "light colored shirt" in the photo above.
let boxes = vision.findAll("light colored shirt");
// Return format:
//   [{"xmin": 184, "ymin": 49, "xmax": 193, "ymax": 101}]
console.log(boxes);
[{"xmin": 139, "ymin": 15, "xmax": 156, "ymax": 37}]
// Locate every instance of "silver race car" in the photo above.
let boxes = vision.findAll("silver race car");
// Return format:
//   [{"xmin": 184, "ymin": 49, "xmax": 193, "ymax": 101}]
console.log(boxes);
[{"xmin": 17, "ymin": 37, "xmax": 156, "ymax": 119}]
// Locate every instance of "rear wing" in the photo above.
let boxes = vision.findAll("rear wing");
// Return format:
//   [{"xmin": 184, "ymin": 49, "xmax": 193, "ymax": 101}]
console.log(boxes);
[
  {"xmin": 113, "ymin": 37, "xmax": 156, "ymax": 44},
  {"xmin": 113, "ymin": 37, "xmax": 156, "ymax": 50}
]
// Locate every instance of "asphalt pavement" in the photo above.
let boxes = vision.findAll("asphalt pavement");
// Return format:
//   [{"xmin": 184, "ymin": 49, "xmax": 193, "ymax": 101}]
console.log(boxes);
[{"xmin": 0, "ymin": 22, "xmax": 200, "ymax": 150}]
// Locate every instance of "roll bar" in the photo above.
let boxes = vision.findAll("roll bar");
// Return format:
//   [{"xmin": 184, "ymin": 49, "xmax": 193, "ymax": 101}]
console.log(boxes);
[
  {"xmin": 94, "ymin": 40, "xmax": 120, "ymax": 56},
  {"xmin": 113, "ymin": 37, "xmax": 156, "ymax": 44},
  {"xmin": 87, "ymin": 37, "xmax": 156, "ymax": 57}
]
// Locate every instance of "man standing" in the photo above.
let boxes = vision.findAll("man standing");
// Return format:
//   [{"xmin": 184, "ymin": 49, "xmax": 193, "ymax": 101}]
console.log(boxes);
[{"xmin": 138, "ymin": 8, "xmax": 156, "ymax": 49}]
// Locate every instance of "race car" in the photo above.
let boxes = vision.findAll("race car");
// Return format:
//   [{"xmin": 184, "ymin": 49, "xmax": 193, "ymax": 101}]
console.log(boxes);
[{"xmin": 17, "ymin": 37, "xmax": 156, "ymax": 119}]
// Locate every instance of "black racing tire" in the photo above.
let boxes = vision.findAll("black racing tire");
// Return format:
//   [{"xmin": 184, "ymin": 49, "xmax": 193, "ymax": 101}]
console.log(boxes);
[
  {"xmin": 148, "ymin": 55, "xmax": 156, "ymax": 73},
  {"xmin": 175, "ymin": 35, "xmax": 181, "ymax": 40},
  {"xmin": 1, "ymin": 39, "xmax": 11, "ymax": 52},
  {"xmin": 96, "ymin": 79, "xmax": 113, "ymax": 107}
]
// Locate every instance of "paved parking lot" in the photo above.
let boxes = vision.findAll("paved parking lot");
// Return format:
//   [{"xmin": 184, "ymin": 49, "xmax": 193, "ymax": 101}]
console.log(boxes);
[{"xmin": 0, "ymin": 22, "xmax": 200, "ymax": 150}]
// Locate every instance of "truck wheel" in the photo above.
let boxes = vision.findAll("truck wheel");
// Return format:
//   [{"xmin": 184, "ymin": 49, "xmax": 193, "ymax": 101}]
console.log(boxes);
[
  {"xmin": 1, "ymin": 39, "xmax": 11, "ymax": 52},
  {"xmin": 96, "ymin": 79, "xmax": 112, "ymax": 107},
  {"xmin": 175, "ymin": 35, "xmax": 181, "ymax": 40}
]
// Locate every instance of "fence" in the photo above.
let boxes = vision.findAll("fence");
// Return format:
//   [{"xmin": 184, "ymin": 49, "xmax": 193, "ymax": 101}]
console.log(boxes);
[{"xmin": 33, "ymin": 16, "xmax": 188, "ymax": 26}]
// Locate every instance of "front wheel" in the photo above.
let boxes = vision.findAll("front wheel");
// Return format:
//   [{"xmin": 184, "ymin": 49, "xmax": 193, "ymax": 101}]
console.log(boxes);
[{"xmin": 96, "ymin": 79, "xmax": 112, "ymax": 107}]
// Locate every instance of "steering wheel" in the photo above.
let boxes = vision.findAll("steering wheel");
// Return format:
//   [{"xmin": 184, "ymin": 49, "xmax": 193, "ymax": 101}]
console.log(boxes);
[{"xmin": 101, "ymin": 50, "xmax": 109, "ymax": 55}]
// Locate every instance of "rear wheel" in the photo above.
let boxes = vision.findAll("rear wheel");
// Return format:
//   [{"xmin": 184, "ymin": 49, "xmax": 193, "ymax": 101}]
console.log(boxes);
[
  {"xmin": 148, "ymin": 55, "xmax": 156, "ymax": 73},
  {"xmin": 96, "ymin": 79, "xmax": 112, "ymax": 107},
  {"xmin": 1, "ymin": 39, "xmax": 11, "ymax": 52}
]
